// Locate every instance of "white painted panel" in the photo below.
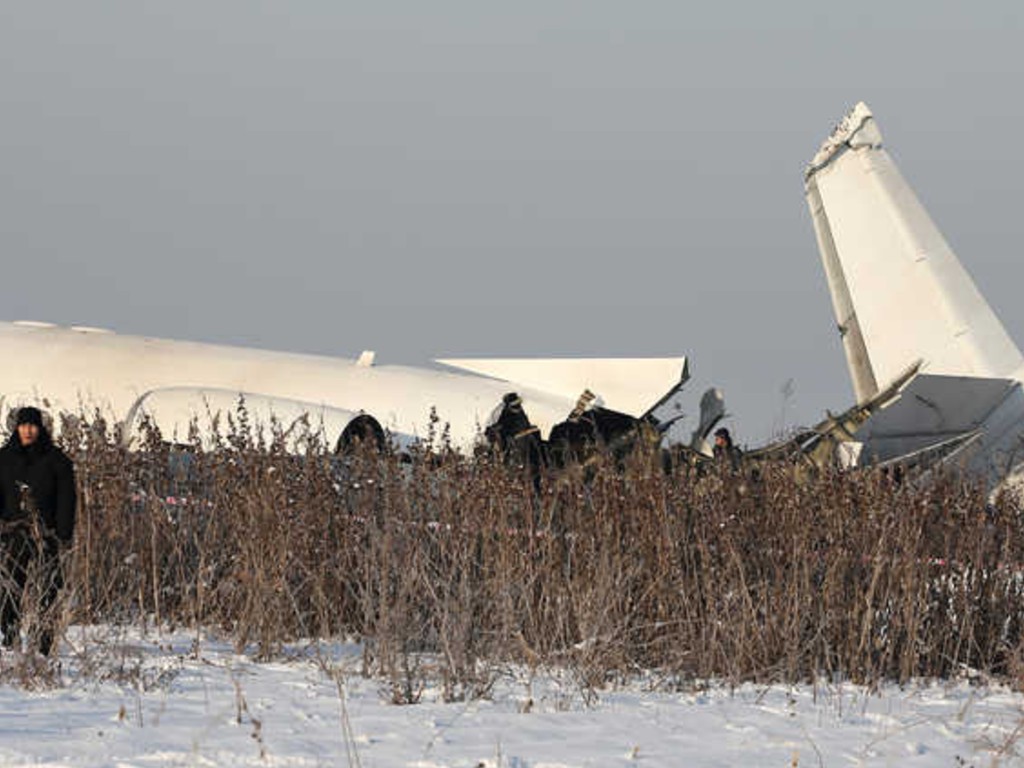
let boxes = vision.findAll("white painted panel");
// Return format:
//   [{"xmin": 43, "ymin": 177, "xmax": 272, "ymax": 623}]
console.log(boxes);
[
  {"xmin": 856, "ymin": 373, "xmax": 1014, "ymax": 447},
  {"xmin": 806, "ymin": 104, "xmax": 1022, "ymax": 388},
  {"xmin": 126, "ymin": 387, "xmax": 367, "ymax": 451},
  {"xmin": 433, "ymin": 357, "xmax": 688, "ymax": 417}
]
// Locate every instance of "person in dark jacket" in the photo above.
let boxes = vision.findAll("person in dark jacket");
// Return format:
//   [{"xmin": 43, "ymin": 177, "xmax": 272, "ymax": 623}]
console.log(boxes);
[
  {"xmin": 485, "ymin": 393, "xmax": 546, "ymax": 493},
  {"xmin": 713, "ymin": 426, "xmax": 743, "ymax": 471},
  {"xmin": 0, "ymin": 407, "xmax": 76, "ymax": 655}
]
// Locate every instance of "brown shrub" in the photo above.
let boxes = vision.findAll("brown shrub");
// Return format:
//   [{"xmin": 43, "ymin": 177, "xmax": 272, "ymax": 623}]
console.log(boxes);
[{"xmin": 41, "ymin": 407, "xmax": 1024, "ymax": 694}]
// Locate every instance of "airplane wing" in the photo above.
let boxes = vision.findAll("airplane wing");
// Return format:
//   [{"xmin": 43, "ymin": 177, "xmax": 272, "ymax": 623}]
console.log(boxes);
[
  {"xmin": 434, "ymin": 357, "xmax": 689, "ymax": 418},
  {"xmin": 805, "ymin": 102, "xmax": 1023, "ymax": 403}
]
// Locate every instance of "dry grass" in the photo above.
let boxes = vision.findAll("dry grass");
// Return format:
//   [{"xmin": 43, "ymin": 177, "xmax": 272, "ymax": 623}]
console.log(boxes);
[{"xmin": 17, "ymin": 407, "xmax": 1024, "ymax": 697}]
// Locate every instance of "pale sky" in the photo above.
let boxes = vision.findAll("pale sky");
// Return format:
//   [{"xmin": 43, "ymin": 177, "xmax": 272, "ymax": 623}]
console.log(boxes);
[{"xmin": 1, "ymin": 2, "xmax": 1022, "ymax": 441}]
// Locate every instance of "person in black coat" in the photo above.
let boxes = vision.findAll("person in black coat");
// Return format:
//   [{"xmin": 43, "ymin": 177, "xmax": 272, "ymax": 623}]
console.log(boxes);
[
  {"xmin": 0, "ymin": 407, "xmax": 76, "ymax": 655},
  {"xmin": 712, "ymin": 427, "xmax": 743, "ymax": 472}
]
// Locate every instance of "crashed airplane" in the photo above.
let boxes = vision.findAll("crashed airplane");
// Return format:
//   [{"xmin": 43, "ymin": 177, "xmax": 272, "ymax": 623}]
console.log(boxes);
[
  {"xmin": 5, "ymin": 102, "xmax": 1021, "ymax": 487},
  {"xmin": 0, "ymin": 320, "xmax": 687, "ymax": 454},
  {"xmin": 801, "ymin": 102, "xmax": 1024, "ymax": 489}
]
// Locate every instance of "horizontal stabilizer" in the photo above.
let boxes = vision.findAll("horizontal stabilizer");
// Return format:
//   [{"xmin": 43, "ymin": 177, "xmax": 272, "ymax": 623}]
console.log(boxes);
[
  {"xmin": 435, "ymin": 357, "xmax": 688, "ymax": 417},
  {"xmin": 856, "ymin": 373, "xmax": 1016, "ymax": 461},
  {"xmin": 875, "ymin": 429, "xmax": 984, "ymax": 475}
]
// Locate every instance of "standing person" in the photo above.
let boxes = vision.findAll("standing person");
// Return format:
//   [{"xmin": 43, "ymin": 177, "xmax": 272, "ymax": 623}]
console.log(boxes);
[
  {"xmin": 485, "ymin": 392, "xmax": 546, "ymax": 492},
  {"xmin": 713, "ymin": 427, "xmax": 743, "ymax": 471},
  {"xmin": 0, "ymin": 407, "xmax": 76, "ymax": 655}
]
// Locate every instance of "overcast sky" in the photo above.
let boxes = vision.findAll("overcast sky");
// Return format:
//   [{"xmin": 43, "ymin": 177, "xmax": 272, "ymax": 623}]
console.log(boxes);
[{"xmin": 1, "ymin": 2, "xmax": 1022, "ymax": 441}]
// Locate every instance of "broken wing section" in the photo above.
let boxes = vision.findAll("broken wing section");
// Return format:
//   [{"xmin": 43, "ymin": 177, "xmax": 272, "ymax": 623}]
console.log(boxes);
[
  {"xmin": 805, "ymin": 102, "xmax": 1022, "ymax": 400},
  {"xmin": 434, "ymin": 357, "xmax": 688, "ymax": 418}
]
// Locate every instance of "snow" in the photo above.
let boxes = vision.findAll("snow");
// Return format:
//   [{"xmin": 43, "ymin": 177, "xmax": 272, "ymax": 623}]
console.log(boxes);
[{"xmin": 0, "ymin": 627, "xmax": 1022, "ymax": 767}]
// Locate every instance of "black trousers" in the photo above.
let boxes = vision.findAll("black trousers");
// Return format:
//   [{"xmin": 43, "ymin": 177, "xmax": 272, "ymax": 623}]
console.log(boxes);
[{"xmin": 0, "ymin": 526, "xmax": 63, "ymax": 654}]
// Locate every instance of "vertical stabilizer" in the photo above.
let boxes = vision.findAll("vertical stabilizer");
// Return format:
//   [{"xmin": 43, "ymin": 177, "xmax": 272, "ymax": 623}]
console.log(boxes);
[
  {"xmin": 806, "ymin": 177, "xmax": 878, "ymax": 402},
  {"xmin": 805, "ymin": 103, "xmax": 1022, "ymax": 399}
]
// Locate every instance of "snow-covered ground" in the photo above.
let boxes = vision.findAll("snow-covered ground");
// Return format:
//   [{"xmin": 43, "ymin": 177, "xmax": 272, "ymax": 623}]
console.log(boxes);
[{"xmin": 0, "ymin": 627, "xmax": 1021, "ymax": 767}]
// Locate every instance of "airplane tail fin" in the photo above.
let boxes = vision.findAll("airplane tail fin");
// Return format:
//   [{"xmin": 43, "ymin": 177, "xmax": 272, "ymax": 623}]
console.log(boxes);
[{"xmin": 805, "ymin": 102, "xmax": 1022, "ymax": 404}]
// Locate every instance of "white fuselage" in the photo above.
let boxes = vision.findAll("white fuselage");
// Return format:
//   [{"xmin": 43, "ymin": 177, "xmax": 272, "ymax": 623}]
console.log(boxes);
[{"xmin": 0, "ymin": 321, "xmax": 576, "ymax": 450}]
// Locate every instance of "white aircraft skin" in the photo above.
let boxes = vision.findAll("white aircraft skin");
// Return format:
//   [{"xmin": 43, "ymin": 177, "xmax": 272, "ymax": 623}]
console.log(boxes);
[
  {"xmin": 806, "ymin": 103, "xmax": 1024, "ymax": 489},
  {"xmin": 0, "ymin": 320, "xmax": 687, "ymax": 452}
]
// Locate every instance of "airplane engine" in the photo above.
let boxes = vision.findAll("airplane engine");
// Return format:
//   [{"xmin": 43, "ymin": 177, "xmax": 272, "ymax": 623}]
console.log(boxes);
[{"xmin": 124, "ymin": 387, "xmax": 385, "ymax": 453}]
